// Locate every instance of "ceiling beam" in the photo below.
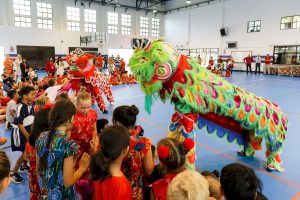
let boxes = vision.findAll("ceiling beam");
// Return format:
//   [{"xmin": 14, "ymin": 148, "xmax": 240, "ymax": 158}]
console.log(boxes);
[
  {"xmin": 165, "ymin": 0, "xmax": 218, "ymax": 13},
  {"xmin": 79, "ymin": 0, "xmax": 167, "ymax": 14}
]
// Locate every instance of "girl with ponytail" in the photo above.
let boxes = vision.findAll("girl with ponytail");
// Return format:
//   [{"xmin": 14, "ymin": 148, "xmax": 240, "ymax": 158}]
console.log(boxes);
[
  {"xmin": 90, "ymin": 125, "xmax": 131, "ymax": 200},
  {"xmin": 113, "ymin": 105, "xmax": 154, "ymax": 200},
  {"xmin": 35, "ymin": 100, "xmax": 90, "ymax": 200},
  {"xmin": 149, "ymin": 137, "xmax": 195, "ymax": 200}
]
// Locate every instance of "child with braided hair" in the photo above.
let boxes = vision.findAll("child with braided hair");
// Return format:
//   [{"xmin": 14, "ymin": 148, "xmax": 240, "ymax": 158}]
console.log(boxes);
[
  {"xmin": 148, "ymin": 137, "xmax": 195, "ymax": 200},
  {"xmin": 35, "ymin": 100, "xmax": 91, "ymax": 200}
]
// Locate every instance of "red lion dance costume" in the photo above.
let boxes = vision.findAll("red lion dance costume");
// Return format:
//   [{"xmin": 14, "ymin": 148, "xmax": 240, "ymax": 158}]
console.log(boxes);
[{"xmin": 65, "ymin": 48, "xmax": 114, "ymax": 113}]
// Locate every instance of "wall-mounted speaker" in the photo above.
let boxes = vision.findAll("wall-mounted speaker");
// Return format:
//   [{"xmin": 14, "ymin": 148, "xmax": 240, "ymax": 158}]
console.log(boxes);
[{"xmin": 220, "ymin": 28, "xmax": 227, "ymax": 36}]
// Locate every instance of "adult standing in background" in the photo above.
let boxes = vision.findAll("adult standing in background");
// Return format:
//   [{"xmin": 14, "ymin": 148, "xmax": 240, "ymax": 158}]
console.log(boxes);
[
  {"xmin": 226, "ymin": 56, "xmax": 234, "ymax": 74},
  {"xmin": 14, "ymin": 54, "xmax": 22, "ymax": 82},
  {"xmin": 45, "ymin": 58, "xmax": 56, "ymax": 77},
  {"xmin": 103, "ymin": 56, "xmax": 108, "ymax": 69},
  {"xmin": 264, "ymin": 54, "xmax": 272, "ymax": 74},
  {"xmin": 243, "ymin": 54, "xmax": 253, "ymax": 74},
  {"xmin": 55, "ymin": 57, "xmax": 64, "ymax": 77},
  {"xmin": 255, "ymin": 54, "xmax": 262, "ymax": 74},
  {"xmin": 20, "ymin": 58, "xmax": 28, "ymax": 78}
]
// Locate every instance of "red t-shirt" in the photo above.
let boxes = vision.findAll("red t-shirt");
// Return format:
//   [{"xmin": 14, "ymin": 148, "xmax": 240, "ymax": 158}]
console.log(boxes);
[
  {"xmin": 265, "ymin": 56, "xmax": 272, "ymax": 64},
  {"xmin": 243, "ymin": 57, "xmax": 253, "ymax": 64},
  {"xmin": 93, "ymin": 176, "xmax": 132, "ymax": 200},
  {"xmin": 208, "ymin": 59, "xmax": 214, "ymax": 66},
  {"xmin": 95, "ymin": 57, "xmax": 103, "ymax": 68},
  {"xmin": 46, "ymin": 62, "xmax": 56, "ymax": 73},
  {"xmin": 120, "ymin": 60, "xmax": 126, "ymax": 72}
]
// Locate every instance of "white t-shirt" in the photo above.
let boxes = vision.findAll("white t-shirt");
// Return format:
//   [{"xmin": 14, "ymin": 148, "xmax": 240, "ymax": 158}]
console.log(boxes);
[
  {"xmin": 45, "ymin": 85, "xmax": 62, "ymax": 103},
  {"xmin": 6, "ymin": 99, "xmax": 17, "ymax": 123}
]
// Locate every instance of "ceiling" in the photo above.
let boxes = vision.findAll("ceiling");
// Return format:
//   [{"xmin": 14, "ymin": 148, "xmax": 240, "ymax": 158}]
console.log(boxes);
[{"xmin": 77, "ymin": 0, "xmax": 220, "ymax": 14}]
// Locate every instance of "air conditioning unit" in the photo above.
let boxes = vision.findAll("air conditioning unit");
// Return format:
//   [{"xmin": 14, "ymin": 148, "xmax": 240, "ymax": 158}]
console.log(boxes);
[{"xmin": 227, "ymin": 42, "xmax": 237, "ymax": 49}]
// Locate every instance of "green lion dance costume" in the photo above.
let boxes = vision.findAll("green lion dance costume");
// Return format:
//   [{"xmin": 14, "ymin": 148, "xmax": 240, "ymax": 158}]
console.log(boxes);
[{"xmin": 129, "ymin": 38, "xmax": 288, "ymax": 172}]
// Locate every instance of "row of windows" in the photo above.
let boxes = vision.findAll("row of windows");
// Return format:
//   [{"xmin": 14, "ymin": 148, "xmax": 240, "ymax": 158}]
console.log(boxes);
[
  {"xmin": 13, "ymin": 0, "xmax": 160, "ymax": 37},
  {"xmin": 247, "ymin": 15, "xmax": 300, "ymax": 33},
  {"xmin": 107, "ymin": 13, "xmax": 160, "ymax": 37}
]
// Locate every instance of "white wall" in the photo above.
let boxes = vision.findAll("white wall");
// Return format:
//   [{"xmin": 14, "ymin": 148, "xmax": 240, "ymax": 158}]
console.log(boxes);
[
  {"xmin": 0, "ymin": 0, "xmax": 163, "ymax": 55},
  {"xmin": 165, "ymin": 0, "xmax": 300, "ymax": 69}
]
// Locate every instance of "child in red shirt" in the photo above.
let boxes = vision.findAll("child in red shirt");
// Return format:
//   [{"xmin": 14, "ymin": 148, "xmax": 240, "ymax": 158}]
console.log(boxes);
[
  {"xmin": 120, "ymin": 58, "xmax": 126, "ymax": 72},
  {"xmin": 121, "ymin": 71, "xmax": 129, "ymax": 84},
  {"xmin": 70, "ymin": 91, "xmax": 98, "ymax": 200},
  {"xmin": 149, "ymin": 137, "xmax": 194, "ymax": 200},
  {"xmin": 91, "ymin": 125, "xmax": 132, "ymax": 200}
]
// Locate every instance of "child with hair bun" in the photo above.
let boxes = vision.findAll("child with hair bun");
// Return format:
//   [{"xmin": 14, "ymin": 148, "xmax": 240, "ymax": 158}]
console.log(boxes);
[
  {"xmin": 149, "ymin": 137, "xmax": 195, "ymax": 200},
  {"xmin": 91, "ymin": 125, "xmax": 132, "ymax": 200},
  {"xmin": 113, "ymin": 105, "xmax": 154, "ymax": 200}
]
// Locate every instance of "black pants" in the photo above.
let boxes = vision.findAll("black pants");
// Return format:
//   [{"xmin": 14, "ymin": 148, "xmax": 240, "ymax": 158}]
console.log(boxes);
[
  {"xmin": 255, "ymin": 63, "xmax": 261, "ymax": 74},
  {"xmin": 246, "ymin": 64, "xmax": 252, "ymax": 73}
]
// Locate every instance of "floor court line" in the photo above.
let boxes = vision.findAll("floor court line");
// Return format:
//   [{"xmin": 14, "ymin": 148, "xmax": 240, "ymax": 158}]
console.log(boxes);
[{"xmin": 291, "ymin": 193, "xmax": 300, "ymax": 200}]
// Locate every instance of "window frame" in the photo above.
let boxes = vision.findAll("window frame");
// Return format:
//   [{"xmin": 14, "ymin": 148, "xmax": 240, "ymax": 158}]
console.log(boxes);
[
  {"xmin": 140, "ymin": 16, "xmax": 149, "ymax": 36},
  {"xmin": 247, "ymin": 20, "xmax": 261, "ymax": 33},
  {"xmin": 280, "ymin": 15, "xmax": 300, "ymax": 30},
  {"xmin": 121, "ymin": 14, "xmax": 132, "ymax": 35},
  {"xmin": 36, "ymin": 2, "xmax": 53, "ymax": 29},
  {"xmin": 107, "ymin": 12, "xmax": 119, "ymax": 34},
  {"xmin": 151, "ymin": 18, "xmax": 160, "ymax": 37},
  {"xmin": 84, "ymin": 9, "xmax": 96, "ymax": 32},
  {"xmin": 13, "ymin": 0, "xmax": 32, "ymax": 27},
  {"xmin": 66, "ymin": 6, "xmax": 80, "ymax": 31}
]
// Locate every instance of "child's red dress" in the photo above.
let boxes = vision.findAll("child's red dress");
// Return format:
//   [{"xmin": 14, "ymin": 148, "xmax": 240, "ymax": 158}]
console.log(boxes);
[
  {"xmin": 151, "ymin": 174, "xmax": 178, "ymax": 200},
  {"xmin": 25, "ymin": 142, "xmax": 41, "ymax": 200},
  {"xmin": 70, "ymin": 109, "xmax": 97, "ymax": 199}
]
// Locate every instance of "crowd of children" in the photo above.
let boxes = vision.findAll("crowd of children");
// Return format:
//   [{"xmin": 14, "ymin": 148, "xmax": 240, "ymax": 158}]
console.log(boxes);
[
  {"xmin": 0, "ymin": 61, "xmax": 269, "ymax": 200},
  {"xmin": 206, "ymin": 56, "xmax": 234, "ymax": 77}
]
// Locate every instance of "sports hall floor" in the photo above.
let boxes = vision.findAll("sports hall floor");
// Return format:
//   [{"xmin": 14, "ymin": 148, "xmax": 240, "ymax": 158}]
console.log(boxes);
[{"xmin": 0, "ymin": 71, "xmax": 300, "ymax": 200}]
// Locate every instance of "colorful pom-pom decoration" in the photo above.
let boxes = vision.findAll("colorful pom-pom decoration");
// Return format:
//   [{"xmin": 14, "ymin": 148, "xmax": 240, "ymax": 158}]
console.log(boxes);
[
  {"xmin": 183, "ymin": 138, "xmax": 195, "ymax": 151},
  {"xmin": 157, "ymin": 145, "xmax": 170, "ymax": 159}
]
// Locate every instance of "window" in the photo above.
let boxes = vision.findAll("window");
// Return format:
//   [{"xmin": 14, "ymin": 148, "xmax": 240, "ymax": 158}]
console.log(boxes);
[
  {"xmin": 107, "ymin": 12, "xmax": 118, "ymax": 34},
  {"xmin": 67, "ymin": 6, "xmax": 80, "ymax": 31},
  {"xmin": 67, "ymin": 22, "xmax": 80, "ymax": 31},
  {"xmin": 247, "ymin": 20, "xmax": 261, "ymax": 33},
  {"xmin": 121, "ymin": 14, "xmax": 131, "ymax": 35},
  {"xmin": 108, "ymin": 25, "xmax": 118, "ymax": 34},
  {"xmin": 152, "ymin": 18, "xmax": 160, "ymax": 37},
  {"xmin": 140, "ymin": 16, "xmax": 149, "ymax": 36},
  {"xmin": 281, "ymin": 15, "xmax": 300, "ymax": 30},
  {"xmin": 37, "ymin": 2, "xmax": 52, "ymax": 29},
  {"xmin": 273, "ymin": 45, "xmax": 300, "ymax": 65},
  {"xmin": 189, "ymin": 48, "xmax": 219, "ymax": 66},
  {"xmin": 84, "ymin": 9, "xmax": 96, "ymax": 32},
  {"xmin": 13, "ymin": 0, "xmax": 31, "ymax": 27},
  {"xmin": 85, "ymin": 24, "xmax": 96, "ymax": 32}
]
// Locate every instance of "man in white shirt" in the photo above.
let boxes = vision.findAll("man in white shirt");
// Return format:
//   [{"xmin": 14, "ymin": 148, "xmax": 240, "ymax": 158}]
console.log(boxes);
[
  {"xmin": 255, "ymin": 54, "xmax": 262, "ymax": 74},
  {"xmin": 44, "ymin": 79, "xmax": 62, "ymax": 103}
]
